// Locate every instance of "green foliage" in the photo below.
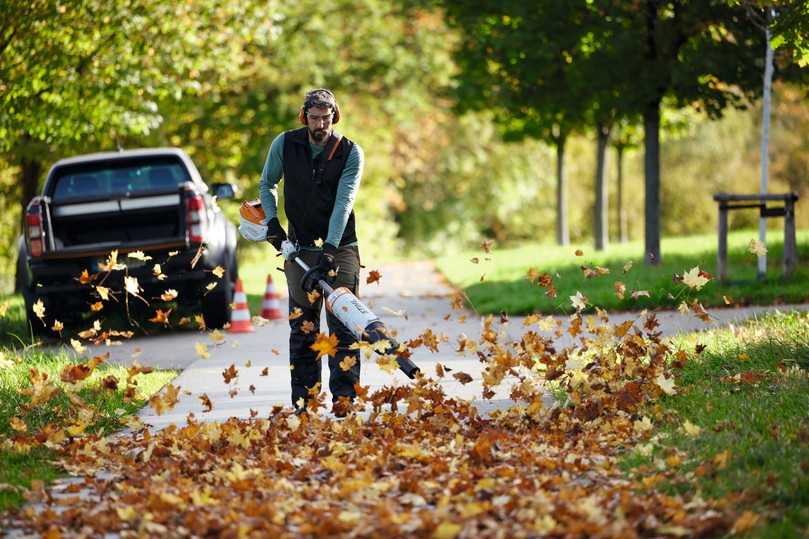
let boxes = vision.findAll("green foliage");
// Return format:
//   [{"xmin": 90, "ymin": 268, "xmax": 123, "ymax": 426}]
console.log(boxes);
[
  {"xmin": 437, "ymin": 229, "xmax": 809, "ymax": 315},
  {"xmin": 623, "ymin": 311, "xmax": 809, "ymax": 536}
]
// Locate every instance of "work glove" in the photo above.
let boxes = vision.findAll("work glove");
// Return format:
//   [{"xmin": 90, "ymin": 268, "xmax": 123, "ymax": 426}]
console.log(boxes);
[
  {"xmin": 265, "ymin": 218, "xmax": 287, "ymax": 252},
  {"xmin": 317, "ymin": 243, "xmax": 339, "ymax": 281}
]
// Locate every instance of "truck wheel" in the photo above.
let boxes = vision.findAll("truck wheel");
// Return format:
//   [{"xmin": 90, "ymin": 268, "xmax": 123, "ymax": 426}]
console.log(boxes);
[{"xmin": 201, "ymin": 261, "xmax": 235, "ymax": 329}]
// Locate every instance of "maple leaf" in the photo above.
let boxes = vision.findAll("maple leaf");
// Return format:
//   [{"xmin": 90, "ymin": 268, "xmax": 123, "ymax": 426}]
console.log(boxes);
[
  {"xmin": 70, "ymin": 339, "xmax": 86, "ymax": 354},
  {"xmin": 90, "ymin": 301, "xmax": 104, "ymax": 312},
  {"xmin": 289, "ymin": 307, "xmax": 303, "ymax": 320},
  {"xmin": 681, "ymin": 266, "xmax": 709, "ymax": 290},
  {"xmin": 195, "ymin": 343, "xmax": 209, "ymax": 359},
  {"xmin": 307, "ymin": 289, "xmax": 321, "ymax": 304},
  {"xmin": 152, "ymin": 263, "xmax": 167, "ymax": 281},
  {"xmin": 194, "ymin": 314, "xmax": 206, "ymax": 331},
  {"xmin": 127, "ymin": 251, "xmax": 152, "ymax": 261},
  {"xmin": 452, "ymin": 371, "xmax": 474, "ymax": 384},
  {"xmin": 655, "ymin": 373, "xmax": 677, "ymax": 395},
  {"xmin": 570, "ymin": 291, "xmax": 587, "ymax": 312},
  {"xmin": 222, "ymin": 364, "xmax": 238, "ymax": 384},
  {"xmin": 32, "ymin": 299, "xmax": 46, "ymax": 323},
  {"xmin": 149, "ymin": 309, "xmax": 171, "ymax": 325},
  {"xmin": 199, "ymin": 393, "xmax": 213, "ymax": 412},
  {"xmin": 160, "ymin": 289, "xmax": 178, "ymax": 301},
  {"xmin": 300, "ymin": 320, "xmax": 315, "ymax": 334},
  {"xmin": 51, "ymin": 320, "xmax": 64, "ymax": 334},
  {"xmin": 124, "ymin": 276, "xmax": 142, "ymax": 297},
  {"xmin": 95, "ymin": 285, "xmax": 110, "ymax": 301},
  {"xmin": 211, "ymin": 265, "xmax": 225, "ymax": 278},
  {"xmin": 9, "ymin": 416, "xmax": 27, "ymax": 432},
  {"xmin": 366, "ymin": 270, "xmax": 382, "ymax": 285},
  {"xmin": 78, "ymin": 269, "xmax": 92, "ymax": 285},
  {"xmin": 311, "ymin": 333, "xmax": 338, "ymax": 359},
  {"xmin": 338, "ymin": 355, "xmax": 357, "ymax": 372},
  {"xmin": 209, "ymin": 329, "xmax": 225, "ymax": 343},
  {"xmin": 682, "ymin": 420, "xmax": 701, "ymax": 437},
  {"xmin": 260, "ymin": 367, "xmax": 269, "ymax": 376},
  {"xmin": 60, "ymin": 362, "xmax": 94, "ymax": 384},
  {"xmin": 313, "ymin": 238, "xmax": 324, "ymax": 247},
  {"xmin": 748, "ymin": 238, "xmax": 767, "ymax": 257},
  {"xmin": 99, "ymin": 250, "xmax": 126, "ymax": 272}
]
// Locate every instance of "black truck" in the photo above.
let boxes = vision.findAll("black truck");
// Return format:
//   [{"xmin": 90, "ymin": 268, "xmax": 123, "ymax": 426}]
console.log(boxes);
[{"xmin": 17, "ymin": 148, "xmax": 240, "ymax": 332}]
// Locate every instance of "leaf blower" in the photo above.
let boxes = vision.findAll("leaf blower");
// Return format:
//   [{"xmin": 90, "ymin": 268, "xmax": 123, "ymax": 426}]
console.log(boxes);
[{"xmin": 280, "ymin": 240, "xmax": 420, "ymax": 379}]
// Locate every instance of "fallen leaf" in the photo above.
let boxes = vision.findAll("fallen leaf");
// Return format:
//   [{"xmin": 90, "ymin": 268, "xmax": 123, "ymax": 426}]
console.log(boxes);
[
  {"xmin": 682, "ymin": 420, "xmax": 701, "ymax": 437},
  {"xmin": 731, "ymin": 511, "xmax": 760, "ymax": 534},
  {"xmin": 32, "ymin": 299, "xmax": 45, "ymax": 323}
]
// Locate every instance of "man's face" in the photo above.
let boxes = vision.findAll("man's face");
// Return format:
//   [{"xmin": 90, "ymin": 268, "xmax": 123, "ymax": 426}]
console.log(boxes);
[{"xmin": 306, "ymin": 105, "xmax": 333, "ymax": 143}]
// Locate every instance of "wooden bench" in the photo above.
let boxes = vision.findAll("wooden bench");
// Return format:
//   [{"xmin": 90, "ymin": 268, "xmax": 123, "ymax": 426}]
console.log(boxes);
[{"xmin": 713, "ymin": 192, "xmax": 799, "ymax": 281}]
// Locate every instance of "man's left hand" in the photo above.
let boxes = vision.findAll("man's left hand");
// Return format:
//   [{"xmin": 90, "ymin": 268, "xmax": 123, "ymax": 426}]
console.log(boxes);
[{"xmin": 317, "ymin": 243, "xmax": 339, "ymax": 280}]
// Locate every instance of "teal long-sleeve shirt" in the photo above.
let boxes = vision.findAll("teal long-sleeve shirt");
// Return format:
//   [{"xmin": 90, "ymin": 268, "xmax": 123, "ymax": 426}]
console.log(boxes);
[{"xmin": 258, "ymin": 131, "xmax": 364, "ymax": 248}]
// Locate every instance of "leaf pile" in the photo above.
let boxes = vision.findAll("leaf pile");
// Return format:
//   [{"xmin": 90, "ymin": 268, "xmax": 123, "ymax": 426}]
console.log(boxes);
[{"xmin": 3, "ymin": 302, "xmax": 735, "ymax": 537}]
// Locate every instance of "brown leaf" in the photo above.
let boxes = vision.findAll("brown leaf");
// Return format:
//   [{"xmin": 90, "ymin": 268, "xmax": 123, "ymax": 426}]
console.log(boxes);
[
  {"xmin": 366, "ymin": 270, "xmax": 382, "ymax": 285},
  {"xmin": 452, "ymin": 371, "xmax": 473, "ymax": 384},
  {"xmin": 222, "ymin": 364, "xmax": 238, "ymax": 384}
]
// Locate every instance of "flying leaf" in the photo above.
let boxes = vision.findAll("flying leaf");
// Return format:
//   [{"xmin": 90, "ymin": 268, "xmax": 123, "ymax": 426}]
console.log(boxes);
[
  {"xmin": 212, "ymin": 266, "xmax": 225, "ymax": 278},
  {"xmin": 205, "ymin": 282, "xmax": 218, "ymax": 292},
  {"xmin": 631, "ymin": 290, "xmax": 650, "ymax": 300},
  {"xmin": 124, "ymin": 276, "xmax": 141, "ymax": 297},
  {"xmin": 153, "ymin": 264, "xmax": 167, "ymax": 281},
  {"xmin": 96, "ymin": 285, "xmax": 110, "ymax": 301},
  {"xmin": 127, "ymin": 251, "xmax": 152, "ymax": 261},
  {"xmin": 366, "ymin": 270, "xmax": 382, "ymax": 285},
  {"xmin": 195, "ymin": 343, "xmax": 209, "ymax": 359},
  {"xmin": 209, "ymin": 329, "xmax": 225, "ymax": 343},
  {"xmin": 32, "ymin": 299, "xmax": 46, "ymax": 322},
  {"xmin": 339, "ymin": 356, "xmax": 357, "ymax": 371},
  {"xmin": 614, "ymin": 281, "xmax": 626, "ymax": 300},
  {"xmin": 311, "ymin": 333, "xmax": 338, "ymax": 359},
  {"xmin": 90, "ymin": 301, "xmax": 104, "ymax": 312},
  {"xmin": 78, "ymin": 269, "xmax": 92, "ymax": 285},
  {"xmin": 481, "ymin": 239, "xmax": 494, "ymax": 253},
  {"xmin": 748, "ymin": 239, "xmax": 767, "ymax": 257},
  {"xmin": 161, "ymin": 289, "xmax": 178, "ymax": 301},
  {"xmin": 307, "ymin": 289, "xmax": 321, "ymax": 304},
  {"xmin": 623, "ymin": 261, "xmax": 633, "ymax": 273},
  {"xmin": 199, "ymin": 393, "xmax": 213, "ymax": 412},
  {"xmin": 301, "ymin": 320, "xmax": 315, "ymax": 334},
  {"xmin": 260, "ymin": 367, "xmax": 269, "ymax": 376},
  {"xmin": 681, "ymin": 266, "xmax": 709, "ymax": 290},
  {"xmin": 51, "ymin": 320, "xmax": 64, "ymax": 334},
  {"xmin": 70, "ymin": 339, "xmax": 86, "ymax": 354},
  {"xmin": 452, "ymin": 372, "xmax": 474, "ymax": 385},
  {"xmin": 313, "ymin": 238, "xmax": 324, "ymax": 247},
  {"xmin": 570, "ymin": 291, "xmax": 587, "ymax": 312},
  {"xmin": 149, "ymin": 309, "xmax": 171, "ymax": 325},
  {"xmin": 575, "ymin": 249, "xmax": 584, "ymax": 256},
  {"xmin": 222, "ymin": 364, "xmax": 238, "ymax": 384}
]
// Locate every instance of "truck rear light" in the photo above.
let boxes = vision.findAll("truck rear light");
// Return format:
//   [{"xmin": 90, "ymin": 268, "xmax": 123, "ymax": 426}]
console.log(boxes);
[
  {"xmin": 186, "ymin": 194, "xmax": 206, "ymax": 243},
  {"xmin": 25, "ymin": 203, "xmax": 45, "ymax": 257}
]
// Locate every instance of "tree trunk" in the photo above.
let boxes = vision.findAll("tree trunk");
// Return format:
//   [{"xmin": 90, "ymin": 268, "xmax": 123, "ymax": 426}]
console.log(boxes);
[
  {"xmin": 594, "ymin": 123, "xmax": 610, "ymax": 250},
  {"xmin": 643, "ymin": 100, "xmax": 661, "ymax": 265},
  {"xmin": 555, "ymin": 134, "xmax": 569, "ymax": 246},
  {"xmin": 616, "ymin": 145, "xmax": 628, "ymax": 242}
]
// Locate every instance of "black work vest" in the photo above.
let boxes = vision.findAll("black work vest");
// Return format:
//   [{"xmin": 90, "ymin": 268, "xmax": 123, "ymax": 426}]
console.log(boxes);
[{"xmin": 282, "ymin": 127, "xmax": 357, "ymax": 247}]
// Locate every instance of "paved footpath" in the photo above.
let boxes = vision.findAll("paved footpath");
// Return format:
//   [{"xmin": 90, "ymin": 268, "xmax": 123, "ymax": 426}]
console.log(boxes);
[{"xmin": 65, "ymin": 261, "xmax": 809, "ymax": 428}]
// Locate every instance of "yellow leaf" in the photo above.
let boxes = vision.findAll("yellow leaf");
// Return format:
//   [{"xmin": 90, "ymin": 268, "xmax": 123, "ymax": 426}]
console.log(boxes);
[
  {"xmin": 209, "ymin": 329, "xmax": 225, "ymax": 343},
  {"xmin": 623, "ymin": 260, "xmax": 633, "ymax": 273},
  {"xmin": 313, "ymin": 238, "xmax": 324, "ymax": 247},
  {"xmin": 614, "ymin": 281, "xmax": 626, "ymax": 300},
  {"xmin": 307, "ymin": 289, "xmax": 321, "ymax": 304},
  {"xmin": 212, "ymin": 266, "xmax": 225, "ymax": 278},
  {"xmin": 70, "ymin": 339, "xmax": 86, "ymax": 354},
  {"xmin": 195, "ymin": 342, "xmax": 210, "ymax": 359},
  {"xmin": 682, "ymin": 266, "xmax": 709, "ymax": 290},
  {"xmin": 194, "ymin": 314, "xmax": 206, "ymax": 330},
  {"xmin": 168, "ymin": 250, "xmax": 179, "ymax": 257},
  {"xmin": 51, "ymin": 320, "xmax": 64, "ymax": 333},
  {"xmin": 90, "ymin": 301, "xmax": 104, "ymax": 312},
  {"xmin": 78, "ymin": 269, "xmax": 92, "ymax": 285},
  {"xmin": 10, "ymin": 417, "xmax": 26, "ymax": 432},
  {"xmin": 161, "ymin": 289, "xmax": 178, "ymax": 301},
  {"xmin": 682, "ymin": 420, "xmax": 701, "ymax": 437},
  {"xmin": 731, "ymin": 511, "xmax": 760, "ymax": 534},
  {"xmin": 339, "ymin": 356, "xmax": 357, "ymax": 371},
  {"xmin": 124, "ymin": 276, "xmax": 141, "ymax": 296},
  {"xmin": 96, "ymin": 285, "xmax": 110, "ymax": 300},
  {"xmin": 32, "ymin": 299, "xmax": 45, "ymax": 321},
  {"xmin": 127, "ymin": 251, "xmax": 152, "ymax": 261},
  {"xmin": 748, "ymin": 239, "xmax": 767, "ymax": 257},
  {"xmin": 570, "ymin": 291, "xmax": 587, "ymax": 311},
  {"xmin": 205, "ymin": 282, "xmax": 218, "ymax": 292},
  {"xmin": 678, "ymin": 301, "xmax": 689, "ymax": 315},
  {"xmin": 116, "ymin": 506, "xmax": 137, "ymax": 522},
  {"xmin": 738, "ymin": 352, "xmax": 750, "ymax": 362},
  {"xmin": 713, "ymin": 449, "xmax": 731, "ymax": 469},
  {"xmin": 631, "ymin": 290, "xmax": 650, "ymax": 299},
  {"xmin": 310, "ymin": 333, "xmax": 338, "ymax": 359},
  {"xmin": 289, "ymin": 307, "xmax": 303, "ymax": 320},
  {"xmin": 433, "ymin": 522, "xmax": 462, "ymax": 539}
]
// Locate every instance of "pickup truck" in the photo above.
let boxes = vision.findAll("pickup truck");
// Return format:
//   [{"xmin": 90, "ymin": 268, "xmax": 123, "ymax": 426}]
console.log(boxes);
[{"xmin": 17, "ymin": 148, "xmax": 240, "ymax": 333}]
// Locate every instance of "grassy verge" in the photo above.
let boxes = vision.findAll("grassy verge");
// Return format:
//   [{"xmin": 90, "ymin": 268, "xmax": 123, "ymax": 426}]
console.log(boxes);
[
  {"xmin": 622, "ymin": 311, "xmax": 809, "ymax": 537},
  {"xmin": 436, "ymin": 229, "xmax": 809, "ymax": 315},
  {"xmin": 0, "ymin": 344, "xmax": 175, "ymax": 511}
]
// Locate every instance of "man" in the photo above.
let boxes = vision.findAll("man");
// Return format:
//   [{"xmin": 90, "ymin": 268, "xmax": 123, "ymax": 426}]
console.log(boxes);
[{"xmin": 258, "ymin": 88, "xmax": 364, "ymax": 416}]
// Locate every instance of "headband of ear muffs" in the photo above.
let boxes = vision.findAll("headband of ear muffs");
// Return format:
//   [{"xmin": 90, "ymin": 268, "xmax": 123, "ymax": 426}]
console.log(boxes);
[{"xmin": 298, "ymin": 89, "xmax": 341, "ymax": 125}]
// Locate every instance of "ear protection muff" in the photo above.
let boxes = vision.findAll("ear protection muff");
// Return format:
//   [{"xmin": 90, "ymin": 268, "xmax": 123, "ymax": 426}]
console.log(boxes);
[{"xmin": 298, "ymin": 89, "xmax": 341, "ymax": 125}]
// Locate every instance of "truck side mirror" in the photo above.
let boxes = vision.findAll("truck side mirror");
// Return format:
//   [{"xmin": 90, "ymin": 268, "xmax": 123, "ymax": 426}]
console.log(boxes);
[{"xmin": 211, "ymin": 182, "xmax": 238, "ymax": 200}]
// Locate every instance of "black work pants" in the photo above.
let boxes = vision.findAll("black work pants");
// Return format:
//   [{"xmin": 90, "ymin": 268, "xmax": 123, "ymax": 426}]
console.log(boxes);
[{"xmin": 284, "ymin": 245, "xmax": 361, "ymax": 408}]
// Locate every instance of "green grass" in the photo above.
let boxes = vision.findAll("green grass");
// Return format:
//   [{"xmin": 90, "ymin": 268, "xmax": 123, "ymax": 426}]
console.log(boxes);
[
  {"xmin": 436, "ymin": 229, "xmax": 809, "ymax": 315},
  {"xmin": 622, "ymin": 311, "xmax": 809, "ymax": 538},
  {"xmin": 0, "ymin": 346, "xmax": 175, "ymax": 511}
]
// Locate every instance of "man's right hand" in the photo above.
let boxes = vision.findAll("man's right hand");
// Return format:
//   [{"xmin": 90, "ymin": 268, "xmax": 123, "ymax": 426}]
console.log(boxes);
[{"xmin": 266, "ymin": 217, "xmax": 287, "ymax": 251}]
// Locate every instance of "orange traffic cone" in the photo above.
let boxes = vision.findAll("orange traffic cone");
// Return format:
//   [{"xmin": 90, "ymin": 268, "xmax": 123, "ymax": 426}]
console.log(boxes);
[
  {"xmin": 228, "ymin": 279, "xmax": 255, "ymax": 333},
  {"xmin": 261, "ymin": 274, "xmax": 283, "ymax": 320}
]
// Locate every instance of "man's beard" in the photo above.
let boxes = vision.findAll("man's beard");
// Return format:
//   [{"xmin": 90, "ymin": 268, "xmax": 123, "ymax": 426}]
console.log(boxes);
[{"xmin": 309, "ymin": 128, "xmax": 329, "ymax": 143}]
